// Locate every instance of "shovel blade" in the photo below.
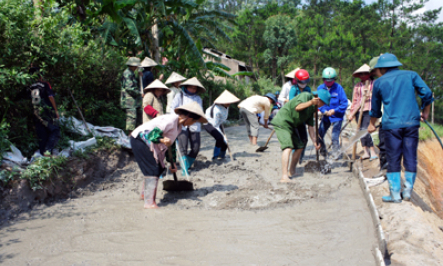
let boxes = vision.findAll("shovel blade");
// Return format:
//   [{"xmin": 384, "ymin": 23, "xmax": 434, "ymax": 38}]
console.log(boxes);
[
  {"xmin": 304, "ymin": 160, "xmax": 331, "ymax": 174},
  {"xmin": 256, "ymin": 146, "xmax": 269, "ymax": 152},
  {"xmin": 162, "ymin": 180, "xmax": 194, "ymax": 192}
]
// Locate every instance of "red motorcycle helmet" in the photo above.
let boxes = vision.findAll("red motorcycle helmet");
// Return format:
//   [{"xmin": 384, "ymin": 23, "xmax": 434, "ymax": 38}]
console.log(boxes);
[{"xmin": 295, "ymin": 69, "xmax": 310, "ymax": 84}]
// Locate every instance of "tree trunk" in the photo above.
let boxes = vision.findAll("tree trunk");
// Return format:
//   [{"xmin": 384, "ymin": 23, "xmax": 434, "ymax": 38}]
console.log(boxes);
[{"xmin": 151, "ymin": 21, "xmax": 160, "ymax": 62}]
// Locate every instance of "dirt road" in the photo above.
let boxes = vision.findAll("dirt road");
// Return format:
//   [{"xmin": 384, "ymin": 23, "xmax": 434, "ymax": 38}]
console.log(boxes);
[{"xmin": 0, "ymin": 126, "xmax": 377, "ymax": 265}]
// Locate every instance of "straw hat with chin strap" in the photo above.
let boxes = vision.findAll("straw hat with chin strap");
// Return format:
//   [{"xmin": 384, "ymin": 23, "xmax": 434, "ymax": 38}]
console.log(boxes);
[
  {"xmin": 214, "ymin": 90, "xmax": 240, "ymax": 105},
  {"xmin": 352, "ymin": 64, "xmax": 371, "ymax": 78},
  {"xmin": 144, "ymin": 79, "xmax": 170, "ymax": 94},
  {"xmin": 181, "ymin": 77, "xmax": 206, "ymax": 94},
  {"xmin": 140, "ymin": 57, "xmax": 158, "ymax": 68},
  {"xmin": 174, "ymin": 101, "xmax": 208, "ymax": 123},
  {"xmin": 165, "ymin": 72, "xmax": 187, "ymax": 85},
  {"xmin": 285, "ymin": 68, "xmax": 300, "ymax": 78}
]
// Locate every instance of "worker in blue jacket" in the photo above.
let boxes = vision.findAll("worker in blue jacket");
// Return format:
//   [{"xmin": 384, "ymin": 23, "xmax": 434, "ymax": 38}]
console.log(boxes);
[
  {"xmin": 368, "ymin": 53, "xmax": 434, "ymax": 203},
  {"xmin": 317, "ymin": 67, "xmax": 348, "ymax": 157}
]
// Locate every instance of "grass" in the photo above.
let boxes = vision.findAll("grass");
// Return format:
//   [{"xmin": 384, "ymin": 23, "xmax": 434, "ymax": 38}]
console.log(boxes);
[{"xmin": 419, "ymin": 122, "xmax": 443, "ymax": 141}]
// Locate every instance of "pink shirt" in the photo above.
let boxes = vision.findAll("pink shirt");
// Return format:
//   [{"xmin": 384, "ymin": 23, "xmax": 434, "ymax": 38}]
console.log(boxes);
[
  {"xmin": 350, "ymin": 79, "xmax": 374, "ymax": 115},
  {"xmin": 131, "ymin": 114, "xmax": 182, "ymax": 168}
]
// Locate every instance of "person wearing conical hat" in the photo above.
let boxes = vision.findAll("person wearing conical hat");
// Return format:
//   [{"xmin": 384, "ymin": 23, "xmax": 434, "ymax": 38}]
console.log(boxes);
[
  {"xmin": 142, "ymin": 79, "xmax": 170, "ymax": 123},
  {"xmin": 204, "ymin": 90, "xmax": 240, "ymax": 160},
  {"xmin": 131, "ymin": 101, "xmax": 207, "ymax": 209},
  {"xmin": 279, "ymin": 68, "xmax": 300, "ymax": 106},
  {"xmin": 140, "ymin": 57, "xmax": 158, "ymax": 89},
  {"xmin": 121, "ymin": 57, "xmax": 142, "ymax": 132},
  {"xmin": 165, "ymin": 72, "xmax": 187, "ymax": 114},
  {"xmin": 170, "ymin": 77, "xmax": 206, "ymax": 176},
  {"xmin": 348, "ymin": 64, "xmax": 377, "ymax": 160}
]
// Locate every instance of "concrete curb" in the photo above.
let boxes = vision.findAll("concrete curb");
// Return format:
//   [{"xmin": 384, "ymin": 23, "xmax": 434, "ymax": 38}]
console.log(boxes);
[{"xmin": 352, "ymin": 161, "xmax": 387, "ymax": 266}]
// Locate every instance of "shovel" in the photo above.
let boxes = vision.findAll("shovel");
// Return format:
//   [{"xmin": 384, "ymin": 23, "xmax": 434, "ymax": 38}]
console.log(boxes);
[
  {"xmin": 221, "ymin": 125, "xmax": 235, "ymax": 160},
  {"xmin": 162, "ymin": 147, "xmax": 194, "ymax": 192},
  {"xmin": 256, "ymin": 129, "xmax": 275, "ymax": 152},
  {"xmin": 305, "ymin": 104, "xmax": 331, "ymax": 174}
]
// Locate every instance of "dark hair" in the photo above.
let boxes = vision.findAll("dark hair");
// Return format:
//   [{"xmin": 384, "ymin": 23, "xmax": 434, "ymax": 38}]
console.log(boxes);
[
  {"xmin": 143, "ymin": 67, "xmax": 152, "ymax": 71},
  {"xmin": 177, "ymin": 109, "xmax": 200, "ymax": 120},
  {"xmin": 29, "ymin": 67, "xmax": 41, "ymax": 76}
]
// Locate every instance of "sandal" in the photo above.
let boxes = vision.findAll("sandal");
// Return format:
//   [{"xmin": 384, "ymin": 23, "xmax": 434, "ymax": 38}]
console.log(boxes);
[
  {"xmin": 370, "ymin": 155, "xmax": 379, "ymax": 161},
  {"xmin": 361, "ymin": 155, "xmax": 370, "ymax": 160}
]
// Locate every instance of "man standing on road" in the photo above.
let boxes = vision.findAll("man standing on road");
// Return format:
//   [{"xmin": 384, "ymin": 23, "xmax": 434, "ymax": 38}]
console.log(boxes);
[
  {"xmin": 121, "ymin": 57, "xmax": 142, "ymax": 133},
  {"xmin": 368, "ymin": 53, "xmax": 434, "ymax": 203},
  {"xmin": 271, "ymin": 90, "xmax": 330, "ymax": 182}
]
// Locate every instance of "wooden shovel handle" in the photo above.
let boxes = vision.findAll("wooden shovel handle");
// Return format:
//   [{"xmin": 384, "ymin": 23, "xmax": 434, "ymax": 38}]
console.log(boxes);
[
  {"xmin": 264, "ymin": 129, "xmax": 275, "ymax": 147},
  {"xmin": 167, "ymin": 148, "xmax": 178, "ymax": 182}
]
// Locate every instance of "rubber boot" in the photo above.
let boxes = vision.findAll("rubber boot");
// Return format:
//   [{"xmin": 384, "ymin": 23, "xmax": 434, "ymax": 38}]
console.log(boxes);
[
  {"xmin": 181, "ymin": 156, "xmax": 190, "ymax": 176},
  {"xmin": 219, "ymin": 149, "xmax": 227, "ymax": 159},
  {"xmin": 382, "ymin": 172, "xmax": 402, "ymax": 203},
  {"xmin": 402, "ymin": 171, "xmax": 416, "ymax": 201},
  {"xmin": 187, "ymin": 156, "xmax": 196, "ymax": 171},
  {"xmin": 212, "ymin": 147, "xmax": 221, "ymax": 160},
  {"xmin": 143, "ymin": 176, "xmax": 159, "ymax": 209}
]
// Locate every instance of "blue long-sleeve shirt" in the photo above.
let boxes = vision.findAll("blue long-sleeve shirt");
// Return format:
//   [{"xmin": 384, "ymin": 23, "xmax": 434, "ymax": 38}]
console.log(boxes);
[
  {"xmin": 317, "ymin": 82, "xmax": 348, "ymax": 123},
  {"xmin": 288, "ymin": 85, "xmax": 312, "ymax": 100},
  {"xmin": 369, "ymin": 68, "xmax": 434, "ymax": 130}
]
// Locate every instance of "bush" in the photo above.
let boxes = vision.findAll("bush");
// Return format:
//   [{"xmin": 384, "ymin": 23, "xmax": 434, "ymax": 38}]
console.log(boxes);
[{"xmin": 0, "ymin": 0, "xmax": 126, "ymax": 157}]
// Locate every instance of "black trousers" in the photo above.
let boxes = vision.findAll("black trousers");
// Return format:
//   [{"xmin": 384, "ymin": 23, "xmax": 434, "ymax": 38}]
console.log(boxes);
[
  {"xmin": 203, "ymin": 124, "xmax": 227, "ymax": 152},
  {"xmin": 177, "ymin": 129, "xmax": 200, "ymax": 159},
  {"xmin": 35, "ymin": 119, "xmax": 60, "ymax": 155},
  {"xmin": 355, "ymin": 111, "xmax": 374, "ymax": 147}
]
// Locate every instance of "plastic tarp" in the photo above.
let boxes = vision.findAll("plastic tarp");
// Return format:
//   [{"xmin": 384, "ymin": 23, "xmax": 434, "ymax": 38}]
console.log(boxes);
[{"xmin": 59, "ymin": 116, "xmax": 131, "ymax": 149}]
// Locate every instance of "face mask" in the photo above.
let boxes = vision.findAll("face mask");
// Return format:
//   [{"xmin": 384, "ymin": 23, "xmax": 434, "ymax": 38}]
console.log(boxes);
[
  {"xmin": 291, "ymin": 79, "xmax": 297, "ymax": 85},
  {"xmin": 324, "ymin": 80, "xmax": 335, "ymax": 87},
  {"xmin": 298, "ymin": 83, "xmax": 307, "ymax": 89},
  {"xmin": 359, "ymin": 74, "xmax": 371, "ymax": 81}
]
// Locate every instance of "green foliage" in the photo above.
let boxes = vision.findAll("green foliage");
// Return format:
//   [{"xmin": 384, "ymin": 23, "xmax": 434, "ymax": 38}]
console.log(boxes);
[
  {"xmin": 20, "ymin": 155, "xmax": 67, "ymax": 191},
  {"xmin": 0, "ymin": 0, "xmax": 126, "ymax": 157},
  {"xmin": 419, "ymin": 122, "xmax": 443, "ymax": 141},
  {"xmin": 0, "ymin": 118, "xmax": 12, "ymax": 161},
  {"xmin": 0, "ymin": 167, "xmax": 20, "ymax": 187}
]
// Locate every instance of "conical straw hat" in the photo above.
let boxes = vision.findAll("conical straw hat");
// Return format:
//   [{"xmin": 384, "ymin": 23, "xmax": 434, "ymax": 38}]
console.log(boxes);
[
  {"xmin": 165, "ymin": 72, "xmax": 187, "ymax": 85},
  {"xmin": 285, "ymin": 68, "xmax": 300, "ymax": 78},
  {"xmin": 140, "ymin": 57, "xmax": 158, "ymax": 67},
  {"xmin": 214, "ymin": 90, "xmax": 240, "ymax": 104},
  {"xmin": 144, "ymin": 79, "xmax": 170, "ymax": 94},
  {"xmin": 181, "ymin": 77, "xmax": 206, "ymax": 93},
  {"xmin": 126, "ymin": 57, "xmax": 141, "ymax": 66},
  {"xmin": 174, "ymin": 101, "xmax": 208, "ymax": 123},
  {"xmin": 352, "ymin": 64, "xmax": 371, "ymax": 77}
]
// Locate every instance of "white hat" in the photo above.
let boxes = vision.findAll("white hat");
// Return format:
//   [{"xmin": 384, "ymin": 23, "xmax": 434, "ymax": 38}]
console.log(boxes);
[
  {"xmin": 181, "ymin": 77, "xmax": 206, "ymax": 93},
  {"xmin": 140, "ymin": 57, "xmax": 158, "ymax": 67},
  {"xmin": 174, "ymin": 101, "xmax": 208, "ymax": 123},
  {"xmin": 126, "ymin": 57, "xmax": 141, "ymax": 66},
  {"xmin": 165, "ymin": 72, "xmax": 187, "ymax": 85},
  {"xmin": 285, "ymin": 68, "xmax": 300, "ymax": 78},
  {"xmin": 353, "ymin": 64, "xmax": 371, "ymax": 77},
  {"xmin": 144, "ymin": 79, "xmax": 170, "ymax": 94},
  {"xmin": 214, "ymin": 90, "xmax": 240, "ymax": 104}
]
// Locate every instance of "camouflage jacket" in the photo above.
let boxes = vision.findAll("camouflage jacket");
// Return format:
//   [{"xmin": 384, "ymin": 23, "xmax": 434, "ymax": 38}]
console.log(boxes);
[{"xmin": 121, "ymin": 68, "xmax": 142, "ymax": 109}]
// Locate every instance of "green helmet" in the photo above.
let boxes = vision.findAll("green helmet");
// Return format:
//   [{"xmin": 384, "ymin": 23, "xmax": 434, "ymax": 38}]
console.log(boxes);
[{"xmin": 322, "ymin": 67, "xmax": 337, "ymax": 79}]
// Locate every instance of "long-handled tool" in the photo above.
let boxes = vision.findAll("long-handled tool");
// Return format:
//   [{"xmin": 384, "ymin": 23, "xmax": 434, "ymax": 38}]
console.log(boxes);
[
  {"xmin": 220, "ymin": 125, "xmax": 235, "ymax": 160},
  {"xmin": 175, "ymin": 139, "xmax": 190, "ymax": 180},
  {"xmin": 424, "ymin": 120, "xmax": 443, "ymax": 150},
  {"xmin": 256, "ymin": 129, "xmax": 275, "ymax": 152},
  {"xmin": 305, "ymin": 108, "xmax": 330, "ymax": 173},
  {"xmin": 162, "ymin": 147, "xmax": 194, "ymax": 191},
  {"xmin": 68, "ymin": 87, "xmax": 94, "ymax": 136},
  {"xmin": 352, "ymin": 80, "xmax": 370, "ymax": 160}
]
